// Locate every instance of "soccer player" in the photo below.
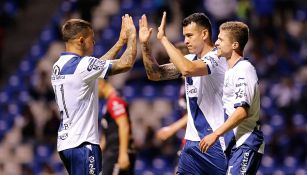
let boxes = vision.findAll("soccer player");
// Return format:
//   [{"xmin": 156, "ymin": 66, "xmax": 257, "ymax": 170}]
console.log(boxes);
[
  {"xmin": 51, "ymin": 15, "xmax": 136, "ymax": 175},
  {"xmin": 199, "ymin": 21, "xmax": 265, "ymax": 174},
  {"xmin": 98, "ymin": 80, "xmax": 136, "ymax": 175},
  {"xmin": 139, "ymin": 12, "xmax": 228, "ymax": 174}
]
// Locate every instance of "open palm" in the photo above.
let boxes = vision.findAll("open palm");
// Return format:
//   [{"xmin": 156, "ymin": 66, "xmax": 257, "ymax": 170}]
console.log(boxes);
[
  {"xmin": 157, "ymin": 12, "xmax": 166, "ymax": 40},
  {"xmin": 139, "ymin": 14, "xmax": 152, "ymax": 44}
]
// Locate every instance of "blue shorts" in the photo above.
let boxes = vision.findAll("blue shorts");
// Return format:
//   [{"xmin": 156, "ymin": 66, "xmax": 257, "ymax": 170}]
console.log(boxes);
[
  {"xmin": 59, "ymin": 142, "xmax": 102, "ymax": 175},
  {"xmin": 227, "ymin": 144, "xmax": 262, "ymax": 175},
  {"xmin": 176, "ymin": 140, "xmax": 227, "ymax": 175}
]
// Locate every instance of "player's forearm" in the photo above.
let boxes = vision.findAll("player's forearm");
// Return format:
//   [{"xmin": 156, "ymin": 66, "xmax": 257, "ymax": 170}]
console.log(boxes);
[
  {"xmin": 120, "ymin": 33, "xmax": 137, "ymax": 69},
  {"xmin": 170, "ymin": 113, "xmax": 188, "ymax": 132},
  {"xmin": 118, "ymin": 120, "xmax": 130, "ymax": 154},
  {"xmin": 109, "ymin": 34, "xmax": 136, "ymax": 75},
  {"xmin": 141, "ymin": 42, "xmax": 162, "ymax": 80},
  {"xmin": 99, "ymin": 40, "xmax": 126, "ymax": 60},
  {"xmin": 214, "ymin": 107, "xmax": 248, "ymax": 137},
  {"xmin": 160, "ymin": 36, "xmax": 192, "ymax": 76}
]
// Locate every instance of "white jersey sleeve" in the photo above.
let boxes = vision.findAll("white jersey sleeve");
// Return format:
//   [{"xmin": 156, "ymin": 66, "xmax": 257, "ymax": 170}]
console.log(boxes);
[
  {"xmin": 232, "ymin": 62, "xmax": 258, "ymax": 108},
  {"xmin": 79, "ymin": 56, "xmax": 112, "ymax": 82},
  {"xmin": 202, "ymin": 48, "xmax": 227, "ymax": 75}
]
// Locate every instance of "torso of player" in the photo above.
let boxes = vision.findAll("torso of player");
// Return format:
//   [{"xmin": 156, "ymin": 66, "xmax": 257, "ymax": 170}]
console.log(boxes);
[
  {"xmin": 184, "ymin": 50, "xmax": 227, "ymax": 141},
  {"xmin": 101, "ymin": 95, "xmax": 134, "ymax": 151},
  {"xmin": 51, "ymin": 53, "xmax": 111, "ymax": 151},
  {"xmin": 222, "ymin": 59, "xmax": 262, "ymax": 149}
]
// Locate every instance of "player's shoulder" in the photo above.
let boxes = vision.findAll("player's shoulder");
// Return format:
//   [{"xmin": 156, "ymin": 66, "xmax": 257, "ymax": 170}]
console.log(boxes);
[
  {"xmin": 80, "ymin": 56, "xmax": 98, "ymax": 63},
  {"xmin": 236, "ymin": 58, "xmax": 257, "ymax": 75},
  {"xmin": 79, "ymin": 56, "xmax": 108, "ymax": 70},
  {"xmin": 202, "ymin": 48, "xmax": 220, "ymax": 61},
  {"xmin": 237, "ymin": 58, "xmax": 255, "ymax": 70},
  {"xmin": 108, "ymin": 95, "xmax": 127, "ymax": 105},
  {"xmin": 184, "ymin": 54, "xmax": 196, "ymax": 60}
]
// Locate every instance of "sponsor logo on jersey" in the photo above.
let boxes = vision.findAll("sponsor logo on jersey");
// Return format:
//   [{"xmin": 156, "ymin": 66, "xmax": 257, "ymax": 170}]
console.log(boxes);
[
  {"xmin": 89, "ymin": 156, "xmax": 96, "ymax": 175},
  {"xmin": 240, "ymin": 152, "xmax": 250, "ymax": 174},
  {"xmin": 206, "ymin": 56, "xmax": 218, "ymax": 68},
  {"xmin": 58, "ymin": 133, "xmax": 68, "ymax": 140},
  {"xmin": 87, "ymin": 58, "xmax": 106, "ymax": 71},
  {"xmin": 53, "ymin": 65, "xmax": 61, "ymax": 75},
  {"xmin": 186, "ymin": 85, "xmax": 198, "ymax": 97}
]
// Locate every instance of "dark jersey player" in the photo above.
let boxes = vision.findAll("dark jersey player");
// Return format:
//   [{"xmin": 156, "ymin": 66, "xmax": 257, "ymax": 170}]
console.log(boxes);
[{"xmin": 99, "ymin": 80, "xmax": 136, "ymax": 175}]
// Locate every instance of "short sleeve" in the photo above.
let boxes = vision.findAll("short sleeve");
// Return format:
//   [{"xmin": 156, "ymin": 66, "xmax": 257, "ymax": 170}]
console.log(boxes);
[
  {"xmin": 107, "ymin": 97, "xmax": 128, "ymax": 120},
  {"xmin": 80, "ymin": 57, "xmax": 112, "ymax": 82},
  {"xmin": 201, "ymin": 50, "xmax": 226, "ymax": 75},
  {"xmin": 233, "ymin": 65, "xmax": 258, "ymax": 108}
]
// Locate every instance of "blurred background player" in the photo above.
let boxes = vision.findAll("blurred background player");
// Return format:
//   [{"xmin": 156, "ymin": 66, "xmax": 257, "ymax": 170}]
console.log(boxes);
[
  {"xmin": 99, "ymin": 79, "xmax": 136, "ymax": 175},
  {"xmin": 51, "ymin": 15, "xmax": 136, "ymax": 175},
  {"xmin": 139, "ymin": 12, "xmax": 228, "ymax": 174},
  {"xmin": 200, "ymin": 21, "xmax": 264, "ymax": 174},
  {"xmin": 156, "ymin": 42, "xmax": 189, "ymax": 142}
]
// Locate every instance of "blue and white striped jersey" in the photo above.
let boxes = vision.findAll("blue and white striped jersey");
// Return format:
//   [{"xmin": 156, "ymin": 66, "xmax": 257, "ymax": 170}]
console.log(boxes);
[
  {"xmin": 51, "ymin": 52, "xmax": 112, "ymax": 151},
  {"xmin": 223, "ymin": 58, "xmax": 265, "ymax": 154},
  {"xmin": 184, "ymin": 49, "xmax": 227, "ymax": 148}
]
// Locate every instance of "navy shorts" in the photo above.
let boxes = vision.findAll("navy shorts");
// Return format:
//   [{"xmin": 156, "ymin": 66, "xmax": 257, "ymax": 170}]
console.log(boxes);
[
  {"xmin": 176, "ymin": 140, "xmax": 227, "ymax": 175},
  {"xmin": 59, "ymin": 142, "xmax": 102, "ymax": 175},
  {"xmin": 227, "ymin": 144, "xmax": 262, "ymax": 175}
]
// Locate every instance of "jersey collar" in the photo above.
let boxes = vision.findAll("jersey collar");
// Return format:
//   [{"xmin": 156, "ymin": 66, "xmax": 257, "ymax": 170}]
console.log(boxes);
[
  {"xmin": 61, "ymin": 52, "xmax": 81, "ymax": 57},
  {"xmin": 233, "ymin": 57, "xmax": 249, "ymax": 68}
]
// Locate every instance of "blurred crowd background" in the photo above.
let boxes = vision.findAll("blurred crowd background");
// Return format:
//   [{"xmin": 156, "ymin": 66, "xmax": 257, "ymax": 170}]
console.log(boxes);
[{"xmin": 0, "ymin": 0, "xmax": 306, "ymax": 174}]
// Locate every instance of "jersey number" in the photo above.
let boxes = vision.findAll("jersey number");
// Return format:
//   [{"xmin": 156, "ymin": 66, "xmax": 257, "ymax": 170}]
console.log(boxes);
[{"xmin": 54, "ymin": 84, "xmax": 69, "ymax": 119}]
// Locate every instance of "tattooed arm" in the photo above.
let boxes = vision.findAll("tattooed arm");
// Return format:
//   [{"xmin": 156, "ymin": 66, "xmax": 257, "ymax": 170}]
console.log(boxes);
[
  {"xmin": 139, "ymin": 14, "xmax": 181, "ymax": 81},
  {"xmin": 109, "ymin": 15, "xmax": 137, "ymax": 75},
  {"xmin": 141, "ymin": 42, "xmax": 181, "ymax": 81},
  {"xmin": 100, "ymin": 15, "xmax": 129, "ymax": 61}
]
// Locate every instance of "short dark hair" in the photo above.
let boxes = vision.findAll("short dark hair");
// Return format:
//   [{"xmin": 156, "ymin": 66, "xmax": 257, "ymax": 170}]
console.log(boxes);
[
  {"xmin": 182, "ymin": 13, "xmax": 212, "ymax": 38},
  {"xmin": 219, "ymin": 21, "xmax": 249, "ymax": 51},
  {"xmin": 61, "ymin": 19, "xmax": 92, "ymax": 42}
]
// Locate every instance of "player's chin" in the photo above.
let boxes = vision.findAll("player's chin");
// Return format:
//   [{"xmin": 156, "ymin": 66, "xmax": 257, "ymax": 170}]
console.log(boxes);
[
  {"xmin": 188, "ymin": 48, "xmax": 195, "ymax": 54},
  {"xmin": 217, "ymin": 50, "xmax": 223, "ymax": 57}
]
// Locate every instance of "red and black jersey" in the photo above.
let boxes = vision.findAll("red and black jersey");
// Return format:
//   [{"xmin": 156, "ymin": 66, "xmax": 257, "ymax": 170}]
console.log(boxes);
[{"xmin": 101, "ymin": 94, "xmax": 134, "ymax": 151}]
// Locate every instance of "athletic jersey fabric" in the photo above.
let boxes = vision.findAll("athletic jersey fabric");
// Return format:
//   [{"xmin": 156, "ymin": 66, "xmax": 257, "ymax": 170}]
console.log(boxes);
[{"xmin": 51, "ymin": 52, "xmax": 112, "ymax": 151}]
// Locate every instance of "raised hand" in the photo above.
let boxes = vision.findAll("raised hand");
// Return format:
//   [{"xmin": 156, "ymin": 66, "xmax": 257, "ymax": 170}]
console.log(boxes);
[
  {"xmin": 157, "ymin": 11, "xmax": 167, "ymax": 41},
  {"xmin": 124, "ymin": 14, "xmax": 136, "ymax": 38},
  {"xmin": 139, "ymin": 14, "xmax": 153, "ymax": 44},
  {"xmin": 119, "ymin": 15, "xmax": 129, "ymax": 44}
]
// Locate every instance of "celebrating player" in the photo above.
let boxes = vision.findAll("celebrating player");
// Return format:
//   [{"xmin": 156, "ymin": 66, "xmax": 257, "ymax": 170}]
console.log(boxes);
[
  {"xmin": 139, "ymin": 12, "xmax": 228, "ymax": 174},
  {"xmin": 51, "ymin": 15, "xmax": 136, "ymax": 175},
  {"xmin": 199, "ymin": 21, "xmax": 264, "ymax": 174}
]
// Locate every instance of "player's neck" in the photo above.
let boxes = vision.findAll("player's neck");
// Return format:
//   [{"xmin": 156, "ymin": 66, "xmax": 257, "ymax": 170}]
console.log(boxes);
[
  {"xmin": 198, "ymin": 43, "xmax": 214, "ymax": 58},
  {"xmin": 227, "ymin": 52, "xmax": 243, "ymax": 68},
  {"xmin": 65, "ymin": 43, "xmax": 85, "ymax": 57}
]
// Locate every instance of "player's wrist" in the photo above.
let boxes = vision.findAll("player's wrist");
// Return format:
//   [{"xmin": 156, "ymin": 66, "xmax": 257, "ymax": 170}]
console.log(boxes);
[
  {"xmin": 213, "ymin": 131, "xmax": 221, "ymax": 138},
  {"xmin": 118, "ymin": 38, "xmax": 127, "ymax": 45}
]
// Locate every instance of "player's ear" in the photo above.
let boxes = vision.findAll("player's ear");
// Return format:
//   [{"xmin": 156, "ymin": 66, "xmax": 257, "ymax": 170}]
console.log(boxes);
[
  {"xmin": 79, "ymin": 37, "xmax": 85, "ymax": 44},
  {"xmin": 232, "ymin": 41, "xmax": 239, "ymax": 50},
  {"xmin": 202, "ymin": 29, "xmax": 209, "ymax": 40}
]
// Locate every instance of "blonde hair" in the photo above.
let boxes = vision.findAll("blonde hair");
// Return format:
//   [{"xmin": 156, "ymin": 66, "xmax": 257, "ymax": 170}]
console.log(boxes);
[{"xmin": 219, "ymin": 21, "xmax": 249, "ymax": 51}]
